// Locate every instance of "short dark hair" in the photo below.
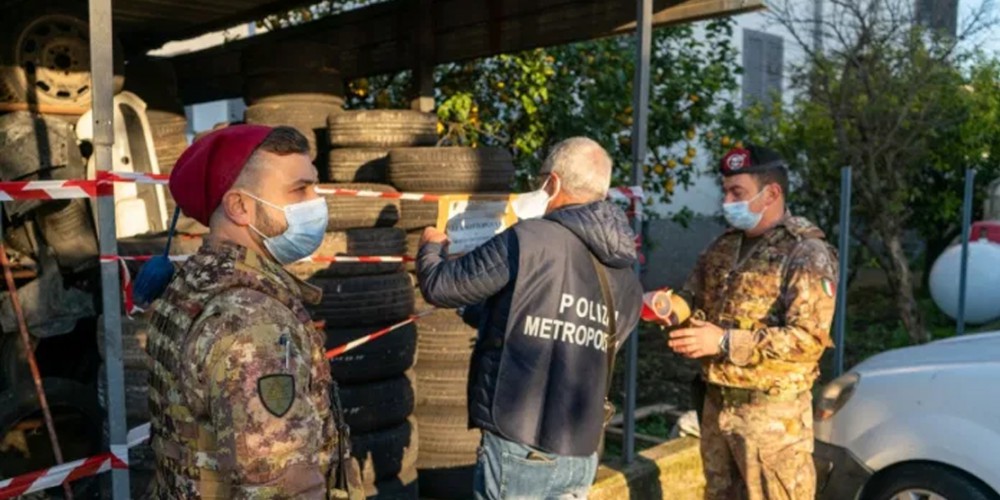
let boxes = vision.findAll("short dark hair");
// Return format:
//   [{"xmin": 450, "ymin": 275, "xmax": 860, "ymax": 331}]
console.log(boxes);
[
  {"xmin": 256, "ymin": 126, "xmax": 310, "ymax": 156},
  {"xmin": 751, "ymin": 166, "xmax": 789, "ymax": 198}
]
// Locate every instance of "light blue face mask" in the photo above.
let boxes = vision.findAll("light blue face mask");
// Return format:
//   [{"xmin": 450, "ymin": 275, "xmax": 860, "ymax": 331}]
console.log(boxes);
[
  {"xmin": 722, "ymin": 189, "xmax": 766, "ymax": 231},
  {"xmin": 245, "ymin": 193, "xmax": 329, "ymax": 264}
]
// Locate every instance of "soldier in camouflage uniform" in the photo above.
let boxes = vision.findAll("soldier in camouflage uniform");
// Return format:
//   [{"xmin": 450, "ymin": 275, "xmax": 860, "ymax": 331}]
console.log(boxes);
[
  {"xmin": 144, "ymin": 125, "xmax": 362, "ymax": 499},
  {"xmin": 668, "ymin": 145, "xmax": 838, "ymax": 500}
]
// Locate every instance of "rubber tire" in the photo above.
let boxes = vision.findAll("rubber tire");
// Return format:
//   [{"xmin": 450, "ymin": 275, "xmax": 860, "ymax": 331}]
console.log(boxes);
[
  {"xmin": 307, "ymin": 272, "xmax": 415, "ymax": 328},
  {"xmin": 404, "ymin": 230, "xmax": 421, "ymax": 272},
  {"xmin": 862, "ymin": 463, "xmax": 999, "ymax": 500},
  {"xmin": 339, "ymin": 375, "xmax": 415, "ymax": 434},
  {"xmin": 326, "ymin": 323, "xmax": 417, "ymax": 384},
  {"xmin": 0, "ymin": 111, "xmax": 87, "ymax": 218},
  {"xmin": 350, "ymin": 418, "xmax": 419, "ymax": 496},
  {"xmin": 414, "ymin": 362, "xmax": 468, "ymax": 407},
  {"xmin": 413, "ymin": 405, "xmax": 480, "ymax": 469},
  {"xmin": 414, "ymin": 293, "xmax": 477, "ymax": 364},
  {"xmin": 388, "ymin": 147, "xmax": 515, "ymax": 193},
  {"xmin": 328, "ymin": 110, "xmax": 438, "ymax": 148},
  {"xmin": 287, "ymin": 227, "xmax": 406, "ymax": 279},
  {"xmin": 321, "ymin": 183, "xmax": 401, "ymax": 230},
  {"xmin": 245, "ymin": 102, "xmax": 338, "ymax": 160},
  {"xmin": 398, "ymin": 199, "xmax": 439, "ymax": 231},
  {"xmin": 243, "ymin": 73, "xmax": 345, "ymax": 106},
  {"xmin": 327, "ymin": 148, "xmax": 390, "ymax": 184},
  {"xmin": 0, "ymin": 4, "xmax": 125, "ymax": 107},
  {"xmin": 0, "ymin": 378, "xmax": 103, "ymax": 498},
  {"xmin": 35, "ymin": 199, "xmax": 99, "ymax": 273}
]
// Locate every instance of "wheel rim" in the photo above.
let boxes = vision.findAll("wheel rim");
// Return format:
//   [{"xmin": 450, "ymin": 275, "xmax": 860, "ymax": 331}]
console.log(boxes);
[
  {"xmin": 890, "ymin": 489, "xmax": 948, "ymax": 500},
  {"xmin": 16, "ymin": 14, "xmax": 92, "ymax": 104}
]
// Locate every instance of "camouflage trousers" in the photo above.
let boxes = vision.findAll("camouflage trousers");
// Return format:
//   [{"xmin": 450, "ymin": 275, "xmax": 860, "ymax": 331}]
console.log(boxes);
[{"xmin": 699, "ymin": 384, "xmax": 815, "ymax": 500}]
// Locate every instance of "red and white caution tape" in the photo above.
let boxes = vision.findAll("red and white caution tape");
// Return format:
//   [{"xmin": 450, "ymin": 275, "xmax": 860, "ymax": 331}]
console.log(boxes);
[
  {"xmin": 99, "ymin": 171, "xmax": 170, "ymax": 185},
  {"xmin": 100, "ymin": 254, "xmax": 411, "ymax": 265},
  {"xmin": 325, "ymin": 309, "xmax": 436, "ymax": 360},
  {"xmin": 314, "ymin": 186, "xmax": 439, "ymax": 202},
  {"xmin": 0, "ymin": 423, "xmax": 150, "ymax": 499},
  {"xmin": 0, "ymin": 180, "xmax": 98, "ymax": 201},
  {"xmin": 609, "ymin": 186, "xmax": 644, "ymax": 201}
]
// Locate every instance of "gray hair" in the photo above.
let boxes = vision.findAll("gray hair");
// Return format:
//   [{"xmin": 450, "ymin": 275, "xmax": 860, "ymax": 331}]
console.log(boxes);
[{"xmin": 541, "ymin": 137, "xmax": 613, "ymax": 201}]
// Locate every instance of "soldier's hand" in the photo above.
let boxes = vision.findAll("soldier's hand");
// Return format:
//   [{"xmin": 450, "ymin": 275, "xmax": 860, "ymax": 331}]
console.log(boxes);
[
  {"xmin": 420, "ymin": 227, "xmax": 450, "ymax": 247},
  {"xmin": 668, "ymin": 319, "xmax": 724, "ymax": 358}
]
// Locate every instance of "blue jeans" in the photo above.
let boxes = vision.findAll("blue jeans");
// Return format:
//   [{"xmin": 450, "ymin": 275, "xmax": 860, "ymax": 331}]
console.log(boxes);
[{"xmin": 473, "ymin": 431, "xmax": 599, "ymax": 500}]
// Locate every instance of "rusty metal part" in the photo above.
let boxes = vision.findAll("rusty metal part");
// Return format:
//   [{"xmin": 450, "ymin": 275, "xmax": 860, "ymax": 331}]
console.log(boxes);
[{"xmin": 0, "ymin": 242, "xmax": 73, "ymax": 499}]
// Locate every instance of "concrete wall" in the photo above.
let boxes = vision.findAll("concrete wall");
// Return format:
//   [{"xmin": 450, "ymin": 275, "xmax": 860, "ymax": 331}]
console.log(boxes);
[{"xmin": 589, "ymin": 437, "xmax": 705, "ymax": 500}]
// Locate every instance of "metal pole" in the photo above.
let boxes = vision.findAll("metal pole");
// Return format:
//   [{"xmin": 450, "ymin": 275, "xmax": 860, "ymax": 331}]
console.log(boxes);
[
  {"xmin": 833, "ymin": 166, "xmax": 852, "ymax": 377},
  {"xmin": 624, "ymin": 0, "xmax": 652, "ymax": 464},
  {"xmin": 88, "ymin": 0, "xmax": 132, "ymax": 497},
  {"xmin": 957, "ymin": 168, "xmax": 976, "ymax": 335},
  {"xmin": 812, "ymin": 0, "xmax": 824, "ymax": 53}
]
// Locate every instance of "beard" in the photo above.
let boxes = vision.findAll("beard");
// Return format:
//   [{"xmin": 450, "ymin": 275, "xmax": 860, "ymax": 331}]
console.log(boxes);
[{"xmin": 254, "ymin": 200, "xmax": 287, "ymax": 237}]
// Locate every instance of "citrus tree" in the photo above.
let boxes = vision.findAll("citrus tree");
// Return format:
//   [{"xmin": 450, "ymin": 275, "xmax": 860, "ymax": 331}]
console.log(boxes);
[{"xmin": 346, "ymin": 18, "xmax": 743, "ymax": 217}]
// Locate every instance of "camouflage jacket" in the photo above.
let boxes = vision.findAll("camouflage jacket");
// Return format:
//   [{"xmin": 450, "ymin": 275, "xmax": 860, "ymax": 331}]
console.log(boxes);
[
  {"xmin": 146, "ymin": 242, "xmax": 362, "ymax": 499},
  {"xmin": 682, "ymin": 215, "xmax": 838, "ymax": 394}
]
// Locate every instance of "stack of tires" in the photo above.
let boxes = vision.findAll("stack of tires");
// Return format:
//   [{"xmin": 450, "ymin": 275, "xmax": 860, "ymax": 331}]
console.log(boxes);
[
  {"xmin": 387, "ymin": 147, "xmax": 516, "ymax": 499},
  {"xmin": 241, "ymin": 41, "xmax": 345, "ymax": 168},
  {"xmin": 283, "ymin": 109, "xmax": 440, "ymax": 500}
]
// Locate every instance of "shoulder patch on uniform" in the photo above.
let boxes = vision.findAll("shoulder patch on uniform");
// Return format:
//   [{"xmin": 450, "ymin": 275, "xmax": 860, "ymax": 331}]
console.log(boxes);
[
  {"xmin": 258, "ymin": 374, "xmax": 295, "ymax": 417},
  {"xmin": 821, "ymin": 278, "xmax": 835, "ymax": 298}
]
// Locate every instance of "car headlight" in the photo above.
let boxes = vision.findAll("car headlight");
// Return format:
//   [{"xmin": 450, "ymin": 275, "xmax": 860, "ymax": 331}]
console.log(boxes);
[{"xmin": 816, "ymin": 372, "xmax": 860, "ymax": 421}]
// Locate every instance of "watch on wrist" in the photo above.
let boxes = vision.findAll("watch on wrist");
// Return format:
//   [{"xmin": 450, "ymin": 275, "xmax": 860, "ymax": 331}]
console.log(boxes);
[{"xmin": 719, "ymin": 329, "xmax": 731, "ymax": 355}]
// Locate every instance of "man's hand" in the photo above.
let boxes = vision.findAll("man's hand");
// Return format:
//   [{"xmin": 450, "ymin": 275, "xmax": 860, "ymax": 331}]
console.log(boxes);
[
  {"xmin": 668, "ymin": 319, "xmax": 724, "ymax": 359},
  {"xmin": 420, "ymin": 227, "xmax": 450, "ymax": 247}
]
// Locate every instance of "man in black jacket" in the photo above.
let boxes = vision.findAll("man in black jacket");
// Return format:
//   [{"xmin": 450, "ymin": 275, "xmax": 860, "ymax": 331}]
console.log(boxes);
[{"xmin": 418, "ymin": 137, "xmax": 643, "ymax": 499}]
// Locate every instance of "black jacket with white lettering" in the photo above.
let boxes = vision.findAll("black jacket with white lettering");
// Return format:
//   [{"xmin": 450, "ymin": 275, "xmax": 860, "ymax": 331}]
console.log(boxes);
[{"xmin": 418, "ymin": 201, "xmax": 642, "ymax": 456}]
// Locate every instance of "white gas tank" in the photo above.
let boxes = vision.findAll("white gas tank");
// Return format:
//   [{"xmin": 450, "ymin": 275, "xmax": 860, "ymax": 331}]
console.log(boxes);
[{"xmin": 929, "ymin": 240, "xmax": 1000, "ymax": 324}]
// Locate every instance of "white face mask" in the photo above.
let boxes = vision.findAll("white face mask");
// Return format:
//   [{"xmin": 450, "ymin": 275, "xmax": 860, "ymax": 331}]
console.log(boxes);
[
  {"xmin": 244, "ymin": 192, "xmax": 329, "ymax": 264},
  {"xmin": 512, "ymin": 175, "xmax": 560, "ymax": 220},
  {"xmin": 722, "ymin": 189, "xmax": 766, "ymax": 231}
]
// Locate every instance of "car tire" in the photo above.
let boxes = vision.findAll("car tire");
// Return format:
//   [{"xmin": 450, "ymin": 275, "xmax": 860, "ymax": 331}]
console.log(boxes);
[
  {"xmin": 307, "ymin": 272, "xmax": 414, "ymax": 328},
  {"xmin": 414, "ymin": 362, "xmax": 468, "ymax": 407},
  {"xmin": 245, "ymin": 102, "xmax": 338, "ymax": 160},
  {"xmin": 326, "ymin": 323, "xmax": 417, "ymax": 384},
  {"xmin": 349, "ymin": 417, "xmax": 419, "ymax": 496},
  {"xmin": 413, "ymin": 405, "xmax": 480, "ymax": 469},
  {"xmin": 338, "ymin": 374, "xmax": 415, "ymax": 434},
  {"xmin": 35, "ymin": 199, "xmax": 99, "ymax": 273},
  {"xmin": 388, "ymin": 147, "xmax": 515, "ymax": 193},
  {"xmin": 862, "ymin": 463, "xmax": 999, "ymax": 500},
  {"xmin": 327, "ymin": 110, "xmax": 438, "ymax": 148},
  {"xmin": 398, "ymin": 199, "xmax": 439, "ymax": 231},
  {"xmin": 288, "ymin": 228, "xmax": 406, "ymax": 279},
  {"xmin": 327, "ymin": 148, "xmax": 389, "ymax": 184},
  {"xmin": 320, "ymin": 183, "xmax": 401, "ymax": 230},
  {"xmin": 0, "ymin": 5, "xmax": 124, "ymax": 108},
  {"xmin": 414, "ymin": 293, "xmax": 477, "ymax": 364}
]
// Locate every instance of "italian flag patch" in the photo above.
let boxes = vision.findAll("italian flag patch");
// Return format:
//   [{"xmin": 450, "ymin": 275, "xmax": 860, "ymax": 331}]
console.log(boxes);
[{"xmin": 821, "ymin": 278, "xmax": 835, "ymax": 297}]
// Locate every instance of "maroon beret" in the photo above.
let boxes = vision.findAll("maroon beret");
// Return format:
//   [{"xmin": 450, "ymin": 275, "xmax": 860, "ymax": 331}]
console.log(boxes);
[
  {"xmin": 719, "ymin": 144, "xmax": 786, "ymax": 177},
  {"xmin": 169, "ymin": 124, "xmax": 272, "ymax": 226}
]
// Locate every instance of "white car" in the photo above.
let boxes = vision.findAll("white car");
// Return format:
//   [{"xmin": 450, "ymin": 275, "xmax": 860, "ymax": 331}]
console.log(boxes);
[{"xmin": 814, "ymin": 332, "xmax": 1000, "ymax": 500}]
